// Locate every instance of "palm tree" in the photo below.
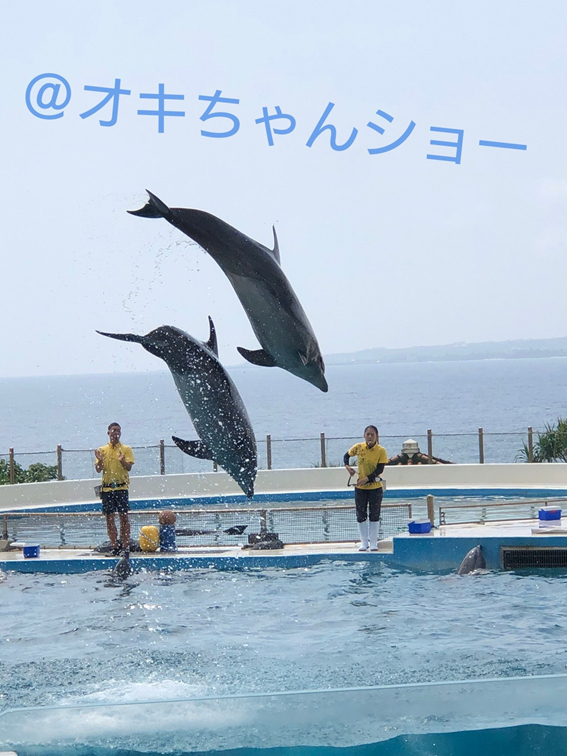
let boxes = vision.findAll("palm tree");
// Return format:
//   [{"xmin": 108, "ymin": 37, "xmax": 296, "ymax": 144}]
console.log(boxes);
[{"xmin": 516, "ymin": 418, "xmax": 567, "ymax": 463}]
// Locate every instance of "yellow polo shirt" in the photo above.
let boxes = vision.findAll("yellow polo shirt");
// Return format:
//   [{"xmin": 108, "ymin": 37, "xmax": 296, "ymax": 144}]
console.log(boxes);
[
  {"xmin": 97, "ymin": 442, "xmax": 135, "ymax": 492},
  {"xmin": 347, "ymin": 442, "xmax": 388, "ymax": 489}
]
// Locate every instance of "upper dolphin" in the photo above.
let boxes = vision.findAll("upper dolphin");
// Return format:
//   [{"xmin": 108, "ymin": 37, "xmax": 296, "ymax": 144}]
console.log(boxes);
[
  {"xmin": 97, "ymin": 318, "xmax": 257, "ymax": 498},
  {"xmin": 128, "ymin": 191, "xmax": 328, "ymax": 392}
]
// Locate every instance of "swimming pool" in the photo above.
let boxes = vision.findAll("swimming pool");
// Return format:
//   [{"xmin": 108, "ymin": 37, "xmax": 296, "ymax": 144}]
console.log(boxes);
[{"xmin": 2, "ymin": 561, "xmax": 567, "ymax": 752}]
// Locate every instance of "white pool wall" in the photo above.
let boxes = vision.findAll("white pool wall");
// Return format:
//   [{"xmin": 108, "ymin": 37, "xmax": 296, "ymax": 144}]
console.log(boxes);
[{"xmin": 2, "ymin": 463, "xmax": 567, "ymax": 511}]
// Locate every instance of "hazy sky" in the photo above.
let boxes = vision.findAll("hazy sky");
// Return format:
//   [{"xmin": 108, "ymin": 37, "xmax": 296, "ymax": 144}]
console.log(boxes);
[{"xmin": 2, "ymin": 0, "xmax": 566, "ymax": 377}]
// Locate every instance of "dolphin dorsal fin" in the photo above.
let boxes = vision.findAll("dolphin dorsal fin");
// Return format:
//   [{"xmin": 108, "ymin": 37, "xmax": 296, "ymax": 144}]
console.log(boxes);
[
  {"xmin": 271, "ymin": 226, "xmax": 281, "ymax": 265},
  {"xmin": 206, "ymin": 316, "xmax": 218, "ymax": 356}
]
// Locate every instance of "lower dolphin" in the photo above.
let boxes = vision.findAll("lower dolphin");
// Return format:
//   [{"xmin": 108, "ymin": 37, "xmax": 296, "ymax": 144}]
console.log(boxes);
[
  {"xmin": 457, "ymin": 545, "xmax": 486, "ymax": 575},
  {"xmin": 97, "ymin": 319, "xmax": 257, "ymax": 497}
]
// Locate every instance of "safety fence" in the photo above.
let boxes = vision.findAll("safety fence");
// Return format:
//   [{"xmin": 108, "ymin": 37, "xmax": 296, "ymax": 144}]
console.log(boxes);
[
  {"xmin": 1, "ymin": 502, "xmax": 413, "ymax": 549},
  {"xmin": 0, "ymin": 427, "xmax": 543, "ymax": 483},
  {"xmin": 435, "ymin": 496, "xmax": 567, "ymax": 527}
]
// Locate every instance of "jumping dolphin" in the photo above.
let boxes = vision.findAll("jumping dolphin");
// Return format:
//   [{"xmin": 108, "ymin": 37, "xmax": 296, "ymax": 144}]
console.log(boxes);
[
  {"xmin": 97, "ymin": 319, "xmax": 257, "ymax": 497},
  {"xmin": 457, "ymin": 545, "xmax": 487, "ymax": 575},
  {"xmin": 128, "ymin": 191, "xmax": 328, "ymax": 393}
]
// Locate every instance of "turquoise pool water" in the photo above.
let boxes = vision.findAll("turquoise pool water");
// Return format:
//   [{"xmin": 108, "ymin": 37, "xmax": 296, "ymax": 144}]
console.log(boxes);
[
  {"xmin": 2, "ymin": 562, "xmax": 567, "ymax": 751},
  {"xmin": 5, "ymin": 725, "xmax": 567, "ymax": 755}
]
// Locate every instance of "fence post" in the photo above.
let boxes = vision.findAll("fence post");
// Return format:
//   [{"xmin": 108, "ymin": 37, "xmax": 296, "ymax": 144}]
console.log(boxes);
[
  {"xmin": 320, "ymin": 432, "xmax": 327, "ymax": 468},
  {"xmin": 266, "ymin": 434, "xmax": 272, "ymax": 470},
  {"xmin": 9, "ymin": 448, "xmax": 14, "ymax": 484},
  {"xmin": 260, "ymin": 509, "xmax": 267, "ymax": 534},
  {"xmin": 528, "ymin": 427, "xmax": 534, "ymax": 463},
  {"xmin": 213, "ymin": 460, "xmax": 218, "ymax": 472},
  {"xmin": 478, "ymin": 428, "xmax": 484, "ymax": 464},
  {"xmin": 427, "ymin": 494, "xmax": 435, "ymax": 527},
  {"xmin": 159, "ymin": 440, "xmax": 165, "ymax": 475},
  {"xmin": 427, "ymin": 430, "xmax": 433, "ymax": 464},
  {"xmin": 56, "ymin": 444, "xmax": 63, "ymax": 480}
]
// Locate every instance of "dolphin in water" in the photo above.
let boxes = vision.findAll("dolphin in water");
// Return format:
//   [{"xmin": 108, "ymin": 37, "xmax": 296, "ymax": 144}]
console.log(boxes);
[
  {"xmin": 97, "ymin": 318, "xmax": 257, "ymax": 497},
  {"xmin": 114, "ymin": 550, "xmax": 132, "ymax": 580},
  {"xmin": 128, "ymin": 191, "xmax": 328, "ymax": 393},
  {"xmin": 457, "ymin": 545, "xmax": 487, "ymax": 575}
]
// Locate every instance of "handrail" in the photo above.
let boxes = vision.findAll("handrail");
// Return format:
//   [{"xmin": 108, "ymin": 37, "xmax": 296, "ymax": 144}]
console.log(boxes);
[
  {"xmin": 1, "ymin": 427, "xmax": 548, "ymax": 482},
  {"xmin": 1, "ymin": 502, "xmax": 413, "ymax": 548},
  {"xmin": 437, "ymin": 495, "xmax": 567, "ymax": 526},
  {"xmin": 2, "ymin": 501, "xmax": 410, "ymax": 518}
]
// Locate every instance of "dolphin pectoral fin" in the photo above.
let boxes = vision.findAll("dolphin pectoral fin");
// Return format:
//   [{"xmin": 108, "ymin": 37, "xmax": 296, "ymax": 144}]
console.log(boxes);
[
  {"xmin": 206, "ymin": 316, "xmax": 218, "ymax": 357},
  {"xmin": 237, "ymin": 347, "xmax": 277, "ymax": 367},
  {"xmin": 172, "ymin": 436, "xmax": 214, "ymax": 460},
  {"xmin": 128, "ymin": 190, "xmax": 172, "ymax": 219}
]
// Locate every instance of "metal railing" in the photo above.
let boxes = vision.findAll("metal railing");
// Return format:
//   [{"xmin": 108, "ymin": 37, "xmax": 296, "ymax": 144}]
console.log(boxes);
[
  {"xmin": 0, "ymin": 426, "xmax": 543, "ymax": 483},
  {"xmin": 1, "ymin": 502, "xmax": 412, "ymax": 548},
  {"xmin": 436, "ymin": 496, "xmax": 567, "ymax": 527}
]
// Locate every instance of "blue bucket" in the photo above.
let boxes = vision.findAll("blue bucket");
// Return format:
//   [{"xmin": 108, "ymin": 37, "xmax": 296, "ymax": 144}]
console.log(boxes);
[
  {"xmin": 23, "ymin": 543, "xmax": 40, "ymax": 558},
  {"xmin": 408, "ymin": 520, "xmax": 432, "ymax": 534},
  {"xmin": 160, "ymin": 524, "xmax": 177, "ymax": 552},
  {"xmin": 539, "ymin": 507, "xmax": 561, "ymax": 521}
]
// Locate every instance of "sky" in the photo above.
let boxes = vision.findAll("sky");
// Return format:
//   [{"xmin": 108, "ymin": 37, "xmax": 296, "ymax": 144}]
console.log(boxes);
[{"xmin": 2, "ymin": 0, "xmax": 567, "ymax": 377}]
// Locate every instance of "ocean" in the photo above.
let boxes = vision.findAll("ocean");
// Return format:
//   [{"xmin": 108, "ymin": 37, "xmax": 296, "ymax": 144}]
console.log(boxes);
[{"xmin": 1, "ymin": 357, "xmax": 567, "ymax": 478}]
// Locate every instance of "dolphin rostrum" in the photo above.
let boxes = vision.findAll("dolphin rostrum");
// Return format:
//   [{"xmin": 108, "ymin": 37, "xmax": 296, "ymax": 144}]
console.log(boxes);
[
  {"xmin": 97, "ymin": 319, "xmax": 257, "ymax": 497},
  {"xmin": 457, "ymin": 545, "xmax": 487, "ymax": 575},
  {"xmin": 128, "ymin": 191, "xmax": 328, "ymax": 392},
  {"xmin": 114, "ymin": 550, "xmax": 132, "ymax": 580}
]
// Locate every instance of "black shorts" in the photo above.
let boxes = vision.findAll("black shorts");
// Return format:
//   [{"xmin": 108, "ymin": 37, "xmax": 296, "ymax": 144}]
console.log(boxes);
[
  {"xmin": 101, "ymin": 489, "xmax": 130, "ymax": 515},
  {"xmin": 355, "ymin": 487, "xmax": 383, "ymax": 523}
]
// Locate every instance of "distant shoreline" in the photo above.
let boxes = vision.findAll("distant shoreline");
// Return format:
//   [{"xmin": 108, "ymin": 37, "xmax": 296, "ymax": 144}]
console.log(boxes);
[
  {"xmin": 323, "ymin": 337, "xmax": 567, "ymax": 367},
  {"xmin": 324, "ymin": 352, "xmax": 567, "ymax": 366},
  {"xmin": 3, "ymin": 340, "xmax": 567, "ymax": 379}
]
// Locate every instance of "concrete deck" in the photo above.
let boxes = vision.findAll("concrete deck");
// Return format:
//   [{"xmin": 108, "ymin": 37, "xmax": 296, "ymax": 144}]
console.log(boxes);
[
  {"xmin": 3, "ymin": 518, "xmax": 567, "ymax": 573},
  {"xmin": 0, "ymin": 539, "xmax": 394, "ymax": 573}
]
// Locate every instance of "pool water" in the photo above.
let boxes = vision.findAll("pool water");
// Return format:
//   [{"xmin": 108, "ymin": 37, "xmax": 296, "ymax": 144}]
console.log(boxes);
[
  {"xmin": 4, "ymin": 561, "xmax": 567, "ymax": 754},
  {"xmin": 6, "ymin": 724, "xmax": 567, "ymax": 756},
  {"xmin": 3, "ymin": 561, "xmax": 567, "ymax": 702}
]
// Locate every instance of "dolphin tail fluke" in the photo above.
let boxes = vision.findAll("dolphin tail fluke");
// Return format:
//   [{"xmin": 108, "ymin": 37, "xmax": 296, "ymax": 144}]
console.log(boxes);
[
  {"xmin": 128, "ymin": 190, "xmax": 172, "ymax": 219},
  {"xmin": 237, "ymin": 347, "xmax": 277, "ymax": 367},
  {"xmin": 172, "ymin": 436, "xmax": 215, "ymax": 460}
]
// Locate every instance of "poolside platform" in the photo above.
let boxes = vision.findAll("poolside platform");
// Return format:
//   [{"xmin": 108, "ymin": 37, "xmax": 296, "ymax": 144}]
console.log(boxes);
[
  {"xmin": 3, "ymin": 518, "xmax": 567, "ymax": 573},
  {"xmin": 3, "ymin": 464, "xmax": 567, "ymax": 574},
  {"xmin": 391, "ymin": 519, "xmax": 567, "ymax": 571},
  {"xmin": 0, "ymin": 540, "xmax": 393, "ymax": 574}
]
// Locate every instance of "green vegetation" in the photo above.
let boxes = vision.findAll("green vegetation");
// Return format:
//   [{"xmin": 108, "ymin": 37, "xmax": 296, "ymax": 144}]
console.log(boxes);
[
  {"xmin": 0, "ymin": 459, "xmax": 61, "ymax": 484},
  {"xmin": 516, "ymin": 418, "xmax": 567, "ymax": 463}
]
